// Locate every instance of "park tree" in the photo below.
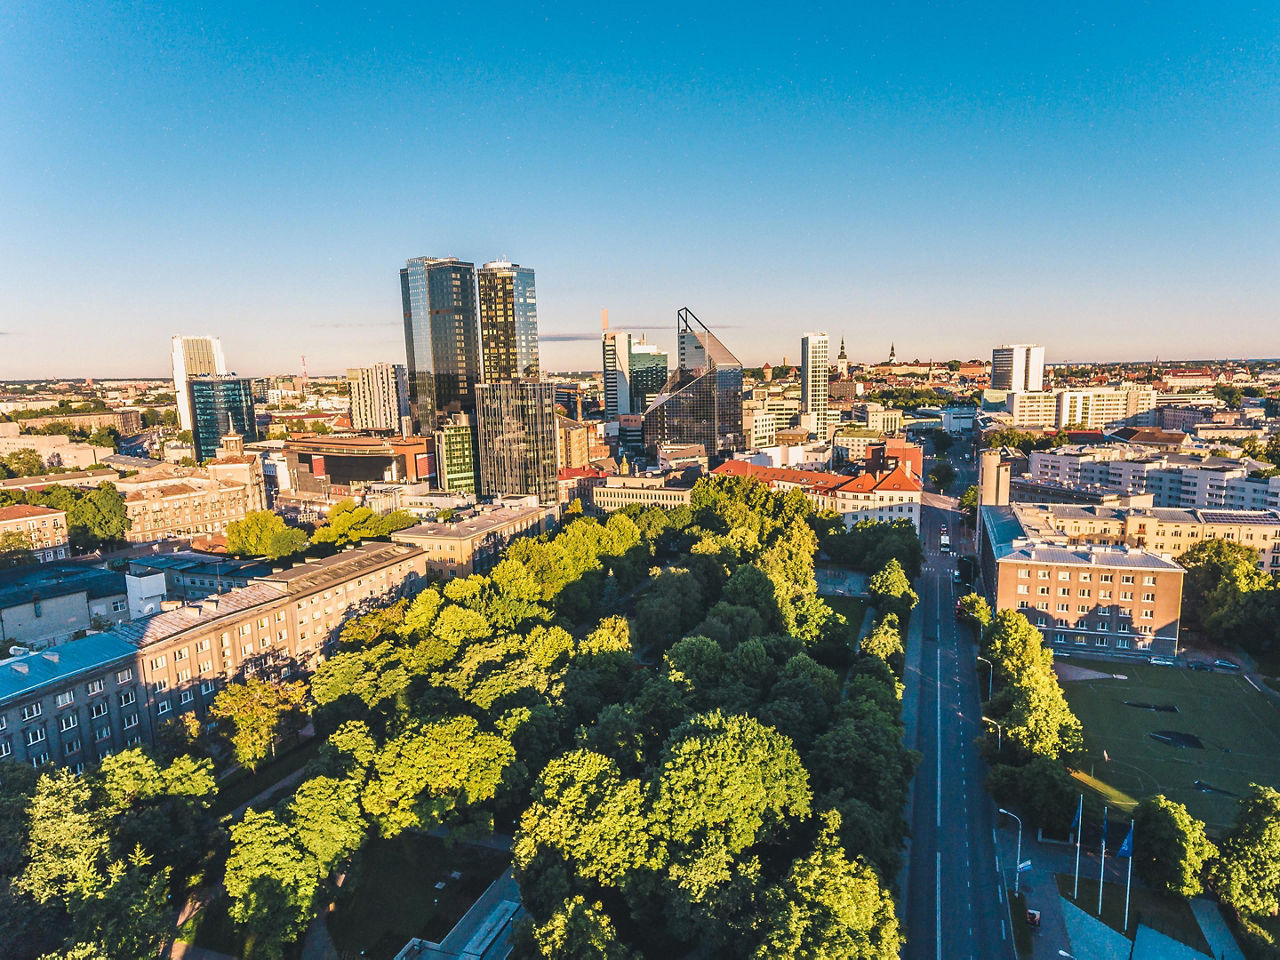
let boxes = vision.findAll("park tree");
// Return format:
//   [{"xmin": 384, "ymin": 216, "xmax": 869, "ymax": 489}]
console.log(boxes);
[
  {"xmin": 528, "ymin": 895, "xmax": 637, "ymax": 960},
  {"xmin": 210, "ymin": 678, "xmax": 308, "ymax": 771},
  {"xmin": 225, "ymin": 510, "xmax": 309, "ymax": 560},
  {"xmin": 749, "ymin": 812, "xmax": 900, "ymax": 960},
  {"xmin": 860, "ymin": 614, "xmax": 902, "ymax": 667},
  {"xmin": 1133, "ymin": 795, "xmax": 1217, "ymax": 898},
  {"xmin": 1178, "ymin": 538, "xmax": 1278, "ymax": 650},
  {"xmin": 958, "ymin": 485, "xmax": 979, "ymax": 525},
  {"xmin": 928, "ymin": 461, "xmax": 956, "ymax": 493},
  {"xmin": 66, "ymin": 483, "xmax": 129, "ymax": 549},
  {"xmin": 1213, "ymin": 784, "xmax": 1280, "ymax": 917},
  {"xmin": 958, "ymin": 593, "xmax": 992, "ymax": 630},
  {"xmin": 0, "ymin": 528, "xmax": 32, "ymax": 567},
  {"xmin": 224, "ymin": 810, "xmax": 319, "ymax": 959},
  {"xmin": 4, "ymin": 448, "xmax": 46, "ymax": 477},
  {"xmin": 867, "ymin": 558, "xmax": 918, "ymax": 619},
  {"xmin": 929, "ymin": 429, "xmax": 954, "ymax": 457}
]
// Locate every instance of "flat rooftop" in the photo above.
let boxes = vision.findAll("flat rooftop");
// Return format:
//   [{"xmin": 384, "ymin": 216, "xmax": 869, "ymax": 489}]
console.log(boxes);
[
  {"xmin": 0, "ymin": 563, "xmax": 126, "ymax": 609},
  {"xmin": 394, "ymin": 504, "xmax": 548, "ymax": 542},
  {"xmin": 0, "ymin": 633, "xmax": 138, "ymax": 703}
]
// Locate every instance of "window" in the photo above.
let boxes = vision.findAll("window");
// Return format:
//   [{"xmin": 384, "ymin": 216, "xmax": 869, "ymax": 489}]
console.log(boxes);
[
  {"xmin": 1038, "ymin": 586, "xmax": 1050, "ymax": 596},
  {"xmin": 199, "ymin": 660, "xmax": 212, "ymax": 674},
  {"xmin": 1058, "ymin": 571, "xmax": 1071, "ymax": 581},
  {"xmin": 55, "ymin": 691, "xmax": 74, "ymax": 708},
  {"xmin": 1095, "ymin": 636, "xmax": 1108, "ymax": 647},
  {"xmin": 1017, "ymin": 585, "xmax": 1029, "ymax": 595},
  {"xmin": 173, "ymin": 648, "xmax": 188, "ymax": 662},
  {"xmin": 116, "ymin": 668, "xmax": 133, "ymax": 684},
  {"xmin": 1141, "ymin": 610, "xmax": 1154, "ymax": 619},
  {"xmin": 177, "ymin": 668, "xmax": 191, "ymax": 683},
  {"xmin": 29, "ymin": 751, "xmax": 49, "ymax": 768},
  {"xmin": 20, "ymin": 703, "xmax": 41, "ymax": 722},
  {"xmin": 111, "ymin": 599, "xmax": 127, "ymax": 612},
  {"xmin": 1100, "ymin": 574, "xmax": 1114, "ymax": 583},
  {"xmin": 1121, "ymin": 575, "xmax": 1135, "ymax": 584},
  {"xmin": 200, "ymin": 680, "xmax": 216, "ymax": 695},
  {"xmin": 150, "ymin": 655, "xmax": 167, "ymax": 670},
  {"xmin": 1119, "ymin": 622, "xmax": 1131, "ymax": 633},
  {"xmin": 1018, "ymin": 569, "xmax": 1030, "ymax": 578},
  {"xmin": 1059, "ymin": 587, "xmax": 1070, "ymax": 597},
  {"xmin": 25, "ymin": 728, "xmax": 46, "ymax": 747},
  {"xmin": 196, "ymin": 639, "xmax": 210, "ymax": 652},
  {"xmin": 1038, "ymin": 570, "xmax": 1050, "ymax": 580},
  {"xmin": 89, "ymin": 702, "xmax": 108, "ymax": 719},
  {"xmin": 1078, "ymin": 573, "xmax": 1091, "ymax": 582},
  {"xmin": 242, "ymin": 644, "xmax": 253, "ymax": 656},
  {"xmin": 153, "ymin": 678, "xmax": 169, "ymax": 693},
  {"xmin": 122, "ymin": 713, "xmax": 139, "ymax": 730},
  {"xmin": 1097, "ymin": 621, "xmax": 1108, "ymax": 631},
  {"xmin": 86, "ymin": 680, "xmax": 104, "ymax": 696},
  {"xmin": 63, "ymin": 737, "xmax": 81, "ymax": 755},
  {"xmin": 1143, "ymin": 576, "xmax": 1156, "ymax": 586},
  {"xmin": 1078, "ymin": 605, "xmax": 1089, "ymax": 613},
  {"xmin": 0, "ymin": 716, "xmax": 5, "ymax": 732},
  {"xmin": 1078, "ymin": 589, "xmax": 1090, "ymax": 598},
  {"xmin": 179, "ymin": 690, "xmax": 194, "ymax": 705},
  {"xmin": 0, "ymin": 740, "xmax": 9, "ymax": 759},
  {"xmin": 156, "ymin": 699, "xmax": 171, "ymax": 715},
  {"xmin": 119, "ymin": 691, "xmax": 135, "ymax": 707},
  {"xmin": 1099, "ymin": 590, "xmax": 1112, "ymax": 600},
  {"xmin": 1143, "ymin": 593, "xmax": 1155, "ymax": 602},
  {"xmin": 1120, "ymin": 591, "xmax": 1133, "ymax": 601},
  {"xmin": 58, "ymin": 714, "xmax": 78, "ymax": 732},
  {"xmin": 1057, "ymin": 603, "xmax": 1070, "ymax": 612}
]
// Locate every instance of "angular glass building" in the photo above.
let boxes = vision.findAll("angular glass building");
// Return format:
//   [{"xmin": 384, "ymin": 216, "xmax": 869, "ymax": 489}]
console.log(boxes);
[
  {"xmin": 642, "ymin": 309, "xmax": 744, "ymax": 457},
  {"xmin": 400, "ymin": 257, "xmax": 483, "ymax": 430},
  {"xmin": 477, "ymin": 261, "xmax": 540, "ymax": 382},
  {"xmin": 475, "ymin": 381, "xmax": 558, "ymax": 502},
  {"xmin": 187, "ymin": 376, "xmax": 256, "ymax": 463}
]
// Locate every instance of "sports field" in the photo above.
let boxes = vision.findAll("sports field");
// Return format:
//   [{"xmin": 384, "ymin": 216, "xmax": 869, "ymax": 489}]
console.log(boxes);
[{"xmin": 1058, "ymin": 656, "xmax": 1280, "ymax": 831}]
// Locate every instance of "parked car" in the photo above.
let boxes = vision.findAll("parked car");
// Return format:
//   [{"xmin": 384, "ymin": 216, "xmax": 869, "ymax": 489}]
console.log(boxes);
[
  {"xmin": 1214, "ymin": 659, "xmax": 1241, "ymax": 671},
  {"xmin": 1188, "ymin": 661, "xmax": 1213, "ymax": 672},
  {"xmin": 1149, "ymin": 656, "xmax": 1176, "ymax": 667}
]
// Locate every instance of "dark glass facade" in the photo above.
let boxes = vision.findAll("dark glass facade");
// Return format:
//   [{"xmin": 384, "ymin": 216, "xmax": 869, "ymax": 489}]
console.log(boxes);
[
  {"xmin": 188, "ymin": 377, "xmax": 257, "ymax": 463},
  {"xmin": 642, "ymin": 309, "xmax": 744, "ymax": 457},
  {"xmin": 475, "ymin": 381, "xmax": 558, "ymax": 502},
  {"xmin": 478, "ymin": 261, "xmax": 540, "ymax": 382},
  {"xmin": 400, "ymin": 257, "xmax": 483, "ymax": 431}
]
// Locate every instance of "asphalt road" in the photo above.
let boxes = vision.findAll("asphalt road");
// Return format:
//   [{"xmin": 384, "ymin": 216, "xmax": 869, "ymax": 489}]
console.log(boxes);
[{"xmin": 902, "ymin": 451, "xmax": 1015, "ymax": 960}]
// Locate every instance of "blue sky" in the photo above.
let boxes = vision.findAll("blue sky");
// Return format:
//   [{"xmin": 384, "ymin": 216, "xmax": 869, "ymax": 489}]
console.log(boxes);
[{"xmin": 1, "ymin": 1, "xmax": 1277, "ymax": 377}]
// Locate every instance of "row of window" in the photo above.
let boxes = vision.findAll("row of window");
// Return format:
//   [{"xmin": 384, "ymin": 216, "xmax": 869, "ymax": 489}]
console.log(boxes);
[{"xmin": 1017, "ymin": 569, "xmax": 1156, "ymax": 585}]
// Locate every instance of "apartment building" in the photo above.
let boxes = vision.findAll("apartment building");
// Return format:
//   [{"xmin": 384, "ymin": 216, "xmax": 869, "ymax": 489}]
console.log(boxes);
[
  {"xmin": 0, "ymin": 505, "xmax": 69, "ymax": 562},
  {"xmin": 0, "ymin": 423, "xmax": 114, "ymax": 471},
  {"xmin": 18, "ymin": 410, "xmax": 144, "ymax": 435},
  {"xmin": 0, "ymin": 543, "xmax": 429, "ymax": 771},
  {"xmin": 0, "ymin": 634, "xmax": 147, "ymax": 770},
  {"xmin": 711, "ymin": 460, "xmax": 922, "ymax": 528},
  {"xmin": 115, "ymin": 465, "xmax": 253, "ymax": 542},
  {"xmin": 392, "ymin": 498, "xmax": 557, "ymax": 577},
  {"xmin": 981, "ymin": 504, "xmax": 1184, "ymax": 655},
  {"xmin": 1007, "ymin": 386, "xmax": 1157, "ymax": 430},
  {"xmin": 0, "ymin": 564, "xmax": 130, "ymax": 649},
  {"xmin": 1009, "ymin": 502, "xmax": 1280, "ymax": 573},
  {"xmin": 588, "ymin": 473, "xmax": 698, "ymax": 514}
]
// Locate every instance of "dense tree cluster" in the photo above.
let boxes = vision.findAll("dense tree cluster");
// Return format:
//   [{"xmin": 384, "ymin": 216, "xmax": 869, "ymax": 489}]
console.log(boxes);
[
  {"xmin": 0, "ymin": 482, "xmax": 130, "ymax": 549},
  {"xmin": 981, "ymin": 428, "xmax": 1072, "ymax": 453},
  {"xmin": 815, "ymin": 516, "xmax": 923, "ymax": 578},
  {"xmin": 0, "ymin": 751, "xmax": 217, "ymax": 960},
  {"xmin": 226, "ymin": 499, "xmax": 419, "ymax": 562},
  {"xmin": 1179, "ymin": 538, "xmax": 1280, "ymax": 654}
]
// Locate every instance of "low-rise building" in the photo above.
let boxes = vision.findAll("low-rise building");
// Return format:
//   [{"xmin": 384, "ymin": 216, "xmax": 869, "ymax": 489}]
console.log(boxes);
[
  {"xmin": 126, "ymin": 552, "xmax": 276, "ymax": 600},
  {"xmin": 392, "ymin": 498, "xmax": 557, "ymax": 578},
  {"xmin": 115, "ymin": 465, "xmax": 253, "ymax": 542},
  {"xmin": 0, "ymin": 423, "xmax": 113, "ymax": 470},
  {"xmin": 712, "ymin": 460, "xmax": 922, "ymax": 528},
  {"xmin": 588, "ymin": 473, "xmax": 697, "ymax": 514},
  {"xmin": 0, "ymin": 563, "xmax": 130, "ymax": 649},
  {"xmin": 0, "ymin": 468, "xmax": 119, "ymax": 494},
  {"xmin": 18, "ymin": 410, "xmax": 143, "ymax": 434},
  {"xmin": 1007, "ymin": 386, "xmax": 1157, "ymax": 430},
  {"xmin": 0, "ymin": 505, "xmax": 69, "ymax": 563}
]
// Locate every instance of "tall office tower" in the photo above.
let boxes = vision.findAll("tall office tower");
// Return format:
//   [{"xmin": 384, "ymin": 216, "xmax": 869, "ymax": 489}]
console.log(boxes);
[
  {"xmin": 400, "ymin": 257, "xmax": 483, "ymax": 431},
  {"xmin": 188, "ymin": 377, "xmax": 256, "ymax": 463},
  {"xmin": 642, "ymin": 308, "xmax": 744, "ymax": 457},
  {"xmin": 347, "ymin": 363, "xmax": 410, "ymax": 434},
  {"xmin": 801, "ymin": 332, "xmax": 830, "ymax": 436},
  {"xmin": 991, "ymin": 344, "xmax": 1046, "ymax": 392},
  {"xmin": 604, "ymin": 329, "xmax": 670, "ymax": 418},
  {"xmin": 477, "ymin": 261, "xmax": 540, "ymax": 382},
  {"xmin": 433, "ymin": 414, "xmax": 477, "ymax": 494},
  {"xmin": 475, "ymin": 381, "xmax": 558, "ymax": 501},
  {"xmin": 602, "ymin": 328, "xmax": 630, "ymax": 417},
  {"xmin": 171, "ymin": 336, "xmax": 227, "ymax": 431}
]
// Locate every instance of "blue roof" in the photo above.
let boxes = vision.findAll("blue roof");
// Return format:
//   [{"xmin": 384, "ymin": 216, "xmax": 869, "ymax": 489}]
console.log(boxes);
[
  {"xmin": 0, "ymin": 564, "xmax": 126, "ymax": 610},
  {"xmin": 0, "ymin": 634, "xmax": 137, "ymax": 703}
]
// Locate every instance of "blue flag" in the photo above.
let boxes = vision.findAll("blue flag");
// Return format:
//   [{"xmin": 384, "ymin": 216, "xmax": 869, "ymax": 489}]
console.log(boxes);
[
  {"xmin": 1101, "ymin": 817, "xmax": 1108, "ymax": 848},
  {"xmin": 1071, "ymin": 798, "xmax": 1081, "ymax": 831},
  {"xmin": 1118, "ymin": 823, "xmax": 1134, "ymax": 858}
]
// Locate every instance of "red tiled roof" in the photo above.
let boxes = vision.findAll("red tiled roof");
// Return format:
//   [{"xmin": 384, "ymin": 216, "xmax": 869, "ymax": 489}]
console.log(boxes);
[
  {"xmin": 0, "ymin": 504, "xmax": 65, "ymax": 521},
  {"xmin": 712, "ymin": 460, "xmax": 922, "ymax": 494}
]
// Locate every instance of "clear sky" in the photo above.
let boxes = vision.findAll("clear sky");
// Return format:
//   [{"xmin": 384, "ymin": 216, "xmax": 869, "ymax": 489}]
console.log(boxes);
[{"xmin": 1, "ymin": 1, "xmax": 1277, "ymax": 378}]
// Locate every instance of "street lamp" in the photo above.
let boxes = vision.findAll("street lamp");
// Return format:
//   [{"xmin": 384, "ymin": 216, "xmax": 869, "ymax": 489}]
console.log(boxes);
[
  {"xmin": 977, "ymin": 656, "xmax": 994, "ymax": 700},
  {"xmin": 999, "ymin": 808, "xmax": 1024, "ymax": 895},
  {"xmin": 982, "ymin": 716, "xmax": 1002, "ymax": 752}
]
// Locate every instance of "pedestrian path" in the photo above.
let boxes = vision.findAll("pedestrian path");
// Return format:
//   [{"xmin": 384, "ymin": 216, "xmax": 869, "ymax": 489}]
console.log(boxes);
[
  {"xmin": 1060, "ymin": 897, "xmax": 1131, "ymax": 960},
  {"xmin": 1190, "ymin": 899, "xmax": 1244, "ymax": 960},
  {"xmin": 1132, "ymin": 924, "xmax": 1212, "ymax": 960}
]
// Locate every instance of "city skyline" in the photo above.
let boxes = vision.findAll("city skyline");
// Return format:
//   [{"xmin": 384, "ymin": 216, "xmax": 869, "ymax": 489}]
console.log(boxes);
[{"xmin": 3, "ymin": 4, "xmax": 1279, "ymax": 378}]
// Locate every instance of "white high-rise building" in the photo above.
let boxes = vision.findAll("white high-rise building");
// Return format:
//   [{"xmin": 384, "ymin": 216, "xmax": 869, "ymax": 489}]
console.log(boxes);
[
  {"xmin": 991, "ymin": 344, "xmax": 1046, "ymax": 392},
  {"xmin": 171, "ymin": 335, "xmax": 227, "ymax": 431},
  {"xmin": 801, "ymin": 332, "xmax": 830, "ymax": 437},
  {"xmin": 347, "ymin": 363, "xmax": 410, "ymax": 434}
]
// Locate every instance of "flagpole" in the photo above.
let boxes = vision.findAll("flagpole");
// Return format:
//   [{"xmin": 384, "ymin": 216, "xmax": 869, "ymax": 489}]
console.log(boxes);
[
  {"xmin": 1073, "ymin": 793, "xmax": 1083, "ymax": 900},
  {"xmin": 1124, "ymin": 819, "xmax": 1134, "ymax": 932},
  {"xmin": 1098, "ymin": 805, "xmax": 1108, "ymax": 916}
]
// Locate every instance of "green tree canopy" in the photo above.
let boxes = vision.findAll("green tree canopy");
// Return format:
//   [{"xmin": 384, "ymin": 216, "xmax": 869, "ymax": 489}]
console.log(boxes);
[
  {"xmin": 1133, "ymin": 795, "xmax": 1216, "ymax": 898},
  {"xmin": 210, "ymin": 678, "xmax": 307, "ymax": 771},
  {"xmin": 225, "ymin": 510, "xmax": 309, "ymax": 560},
  {"xmin": 1213, "ymin": 784, "xmax": 1280, "ymax": 917}
]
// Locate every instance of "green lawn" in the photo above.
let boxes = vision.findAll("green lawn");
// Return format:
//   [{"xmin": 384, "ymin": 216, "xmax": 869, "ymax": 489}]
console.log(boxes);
[
  {"xmin": 1058, "ymin": 657, "xmax": 1280, "ymax": 831},
  {"xmin": 824, "ymin": 595, "xmax": 868, "ymax": 633},
  {"xmin": 1055, "ymin": 874, "xmax": 1211, "ymax": 954},
  {"xmin": 326, "ymin": 833, "xmax": 511, "ymax": 960}
]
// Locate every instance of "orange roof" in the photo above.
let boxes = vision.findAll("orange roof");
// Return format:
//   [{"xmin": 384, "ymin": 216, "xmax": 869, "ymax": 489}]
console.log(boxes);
[
  {"xmin": 712, "ymin": 460, "xmax": 921, "ymax": 494},
  {"xmin": 0, "ymin": 504, "xmax": 65, "ymax": 521}
]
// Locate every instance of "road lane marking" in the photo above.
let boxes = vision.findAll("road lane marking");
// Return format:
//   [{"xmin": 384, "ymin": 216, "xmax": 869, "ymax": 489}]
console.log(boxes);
[
  {"xmin": 936, "ymin": 850, "xmax": 942, "ymax": 959},
  {"xmin": 1001, "ymin": 918, "xmax": 1007, "ymax": 939},
  {"xmin": 936, "ymin": 647, "xmax": 942, "ymax": 830}
]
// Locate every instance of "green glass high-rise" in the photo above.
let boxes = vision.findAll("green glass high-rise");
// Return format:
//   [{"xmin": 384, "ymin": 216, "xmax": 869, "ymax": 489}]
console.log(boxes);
[
  {"xmin": 642, "ymin": 308, "xmax": 743, "ymax": 457},
  {"xmin": 187, "ymin": 377, "xmax": 257, "ymax": 462}
]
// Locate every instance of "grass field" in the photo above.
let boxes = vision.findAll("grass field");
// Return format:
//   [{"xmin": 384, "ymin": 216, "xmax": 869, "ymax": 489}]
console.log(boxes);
[{"xmin": 1059, "ymin": 656, "xmax": 1280, "ymax": 831}]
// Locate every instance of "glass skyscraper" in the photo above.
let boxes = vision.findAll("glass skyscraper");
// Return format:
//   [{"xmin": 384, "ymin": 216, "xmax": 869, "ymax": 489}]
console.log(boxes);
[
  {"xmin": 187, "ymin": 377, "xmax": 256, "ymax": 463},
  {"xmin": 475, "ymin": 380, "xmax": 558, "ymax": 502},
  {"xmin": 642, "ymin": 309, "xmax": 744, "ymax": 457},
  {"xmin": 477, "ymin": 261, "xmax": 539, "ymax": 382},
  {"xmin": 400, "ymin": 257, "xmax": 483, "ymax": 430}
]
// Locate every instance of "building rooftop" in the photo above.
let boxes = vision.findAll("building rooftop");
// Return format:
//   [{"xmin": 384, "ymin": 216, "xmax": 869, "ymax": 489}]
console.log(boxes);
[
  {"xmin": 256, "ymin": 542, "xmax": 423, "ymax": 593},
  {"xmin": 0, "ymin": 633, "xmax": 138, "ymax": 703},
  {"xmin": 0, "ymin": 564, "xmax": 126, "ymax": 610},
  {"xmin": 128, "ymin": 552, "xmax": 274, "ymax": 579},
  {"xmin": 393, "ymin": 504, "xmax": 550, "ymax": 542},
  {"xmin": 0, "ymin": 469, "xmax": 117, "ymax": 492},
  {"xmin": 712, "ymin": 459, "xmax": 922, "ymax": 494},
  {"xmin": 983, "ymin": 504, "xmax": 1185, "ymax": 571},
  {"xmin": 0, "ymin": 504, "xmax": 65, "ymax": 521}
]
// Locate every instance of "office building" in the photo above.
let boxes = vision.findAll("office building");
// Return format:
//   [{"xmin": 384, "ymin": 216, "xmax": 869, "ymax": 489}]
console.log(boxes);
[
  {"xmin": 187, "ymin": 377, "xmax": 256, "ymax": 463},
  {"xmin": 400, "ymin": 257, "xmax": 483, "ymax": 429},
  {"xmin": 800, "ymin": 332, "xmax": 830, "ymax": 437},
  {"xmin": 642, "ymin": 309, "xmax": 744, "ymax": 457},
  {"xmin": 1006, "ymin": 386, "xmax": 1157, "ymax": 430},
  {"xmin": 603, "ymin": 330, "xmax": 669, "ymax": 418},
  {"xmin": 991, "ymin": 344, "xmax": 1045, "ymax": 393},
  {"xmin": 477, "ymin": 261, "xmax": 540, "ymax": 382},
  {"xmin": 434, "ymin": 415, "xmax": 477, "ymax": 495},
  {"xmin": 347, "ymin": 363, "xmax": 410, "ymax": 434},
  {"xmin": 476, "ymin": 381, "xmax": 558, "ymax": 501},
  {"xmin": 171, "ymin": 336, "xmax": 227, "ymax": 431}
]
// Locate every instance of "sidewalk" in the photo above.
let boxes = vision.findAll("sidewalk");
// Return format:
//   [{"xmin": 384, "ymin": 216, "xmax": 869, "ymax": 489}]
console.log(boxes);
[
  {"xmin": 1190, "ymin": 899, "xmax": 1245, "ymax": 960},
  {"xmin": 895, "ymin": 585, "xmax": 926, "ymax": 904}
]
